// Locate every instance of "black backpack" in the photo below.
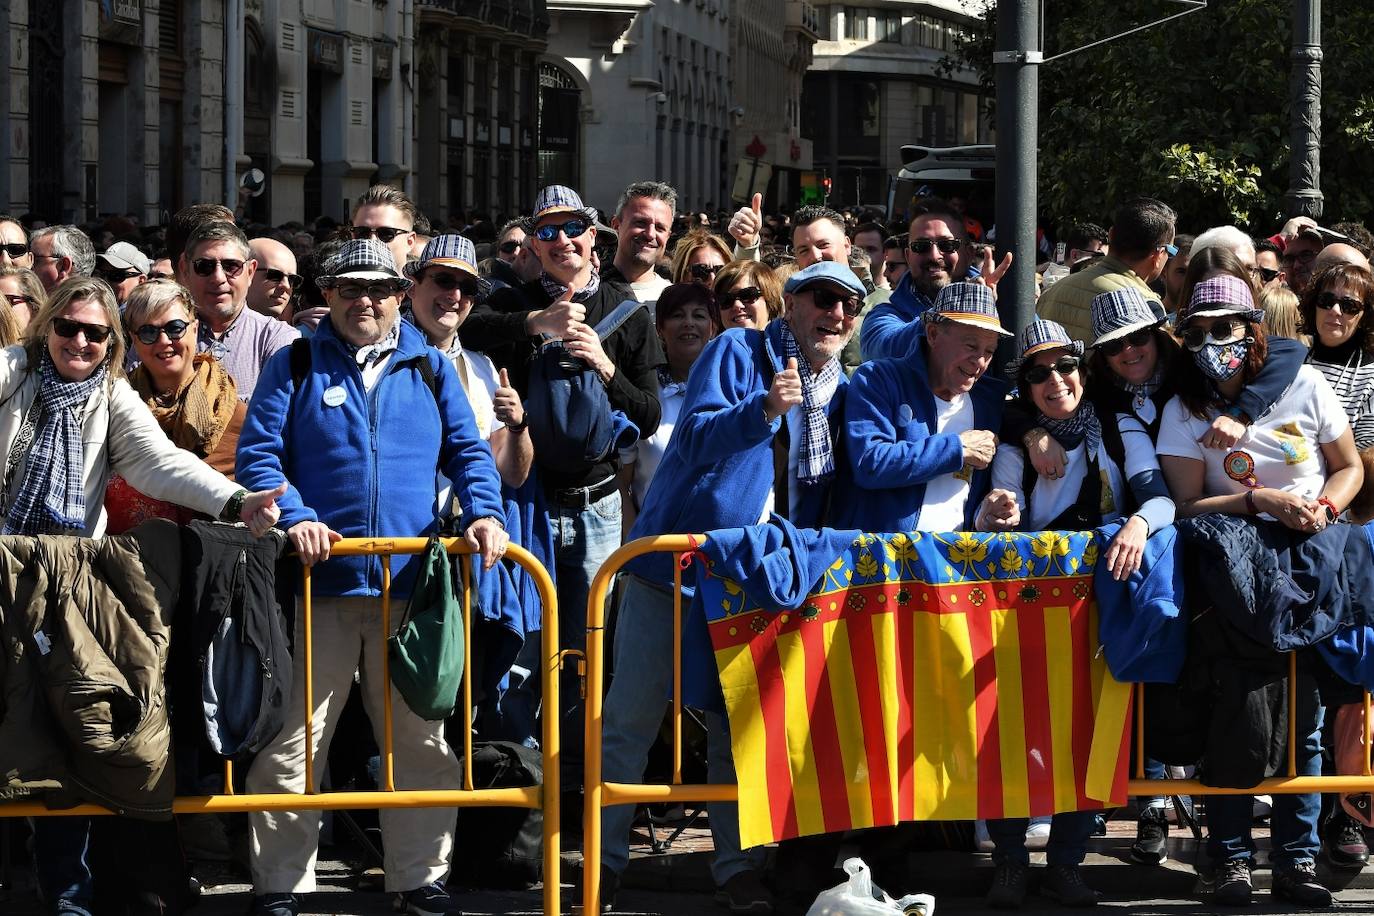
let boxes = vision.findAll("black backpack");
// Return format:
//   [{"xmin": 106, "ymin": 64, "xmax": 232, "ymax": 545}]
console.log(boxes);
[
  {"xmin": 523, "ymin": 300, "xmax": 644, "ymax": 474},
  {"xmin": 449, "ymin": 740, "xmax": 544, "ymax": 889}
]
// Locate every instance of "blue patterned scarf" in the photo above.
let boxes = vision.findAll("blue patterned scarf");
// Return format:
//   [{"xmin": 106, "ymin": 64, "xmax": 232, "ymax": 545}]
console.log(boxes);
[
  {"xmin": 779, "ymin": 322, "xmax": 841, "ymax": 484},
  {"xmin": 4, "ymin": 354, "xmax": 109, "ymax": 535},
  {"xmin": 539, "ymin": 268, "xmax": 601, "ymax": 303},
  {"xmin": 1039, "ymin": 400, "xmax": 1102, "ymax": 458}
]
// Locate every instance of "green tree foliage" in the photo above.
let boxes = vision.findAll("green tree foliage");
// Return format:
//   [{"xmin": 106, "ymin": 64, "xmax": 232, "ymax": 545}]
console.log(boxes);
[{"xmin": 947, "ymin": 0, "xmax": 1374, "ymax": 234}]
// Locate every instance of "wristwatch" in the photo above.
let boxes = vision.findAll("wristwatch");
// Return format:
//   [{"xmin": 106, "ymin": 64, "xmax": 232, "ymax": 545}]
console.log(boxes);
[{"xmin": 220, "ymin": 489, "xmax": 248, "ymax": 523}]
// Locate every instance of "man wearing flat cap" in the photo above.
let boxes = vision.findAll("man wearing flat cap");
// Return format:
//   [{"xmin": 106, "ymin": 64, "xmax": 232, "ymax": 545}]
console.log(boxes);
[
  {"xmin": 236, "ymin": 236, "xmax": 507, "ymax": 916},
  {"xmin": 835, "ymin": 281, "xmax": 1009, "ymax": 533},
  {"xmin": 596, "ymin": 259, "xmax": 869, "ymax": 914}
]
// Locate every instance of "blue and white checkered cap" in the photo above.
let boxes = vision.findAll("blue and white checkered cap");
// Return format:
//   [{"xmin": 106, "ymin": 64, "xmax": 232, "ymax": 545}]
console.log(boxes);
[
  {"xmin": 1006, "ymin": 318, "xmax": 1083, "ymax": 375},
  {"xmin": 404, "ymin": 234, "xmax": 480, "ymax": 280},
  {"xmin": 526, "ymin": 185, "xmax": 597, "ymax": 228},
  {"xmin": 1089, "ymin": 287, "xmax": 1166, "ymax": 348},
  {"xmin": 925, "ymin": 282, "xmax": 1012, "ymax": 337},
  {"xmin": 320, "ymin": 237, "xmax": 412, "ymax": 290}
]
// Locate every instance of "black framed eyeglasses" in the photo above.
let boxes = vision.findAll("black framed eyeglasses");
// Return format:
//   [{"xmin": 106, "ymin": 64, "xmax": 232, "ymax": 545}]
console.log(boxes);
[
  {"xmin": 133, "ymin": 319, "xmax": 193, "ymax": 345},
  {"xmin": 689, "ymin": 263, "xmax": 723, "ymax": 281},
  {"xmin": 262, "ymin": 268, "xmax": 303, "ymax": 289},
  {"xmin": 1179, "ymin": 318, "xmax": 1246, "ymax": 352},
  {"xmin": 808, "ymin": 286, "xmax": 863, "ymax": 318},
  {"xmin": 1282, "ymin": 248, "xmax": 1318, "ymax": 266},
  {"xmin": 1023, "ymin": 355, "xmax": 1081, "ymax": 385},
  {"xmin": 1316, "ymin": 292, "xmax": 1366, "ymax": 316},
  {"xmin": 722, "ymin": 286, "xmax": 763, "ymax": 306},
  {"xmin": 52, "ymin": 317, "xmax": 113, "ymax": 343},
  {"xmin": 351, "ymin": 225, "xmax": 410, "ymax": 244},
  {"xmin": 908, "ymin": 238, "xmax": 962, "ymax": 256},
  {"xmin": 191, "ymin": 257, "xmax": 247, "ymax": 278},
  {"xmin": 1097, "ymin": 328, "xmax": 1156, "ymax": 357},
  {"xmin": 0, "ymin": 243, "xmax": 29, "ymax": 259},
  {"xmin": 532, "ymin": 219, "xmax": 590, "ymax": 242},
  {"xmin": 425, "ymin": 272, "xmax": 480, "ymax": 297}
]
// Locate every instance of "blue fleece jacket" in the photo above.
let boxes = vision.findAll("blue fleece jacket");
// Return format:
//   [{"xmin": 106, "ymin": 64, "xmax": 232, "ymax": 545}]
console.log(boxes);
[
  {"xmin": 858, "ymin": 273, "xmax": 933, "ymax": 362},
  {"xmin": 833, "ymin": 339, "xmax": 1007, "ymax": 532},
  {"xmin": 236, "ymin": 317, "xmax": 504, "ymax": 597},
  {"xmin": 625, "ymin": 319, "xmax": 846, "ymax": 587}
]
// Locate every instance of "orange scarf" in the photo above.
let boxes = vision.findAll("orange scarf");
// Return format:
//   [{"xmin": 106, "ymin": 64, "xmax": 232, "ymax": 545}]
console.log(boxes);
[{"xmin": 131, "ymin": 353, "xmax": 238, "ymax": 457}]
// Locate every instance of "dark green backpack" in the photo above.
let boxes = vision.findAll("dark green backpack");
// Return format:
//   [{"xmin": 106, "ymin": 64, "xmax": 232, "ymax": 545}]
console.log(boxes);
[{"xmin": 388, "ymin": 537, "xmax": 465, "ymax": 720}]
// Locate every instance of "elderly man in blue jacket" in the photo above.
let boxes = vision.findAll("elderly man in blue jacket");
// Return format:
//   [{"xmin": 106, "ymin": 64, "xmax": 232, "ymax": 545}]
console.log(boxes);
[
  {"xmin": 595, "ymin": 260, "xmax": 866, "ymax": 914},
  {"xmin": 236, "ymin": 237, "xmax": 506, "ymax": 916},
  {"xmin": 835, "ymin": 282, "xmax": 1011, "ymax": 532}
]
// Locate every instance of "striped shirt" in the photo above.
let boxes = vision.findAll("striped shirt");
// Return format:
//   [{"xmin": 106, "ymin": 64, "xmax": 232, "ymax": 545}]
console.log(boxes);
[{"xmin": 1308, "ymin": 342, "xmax": 1374, "ymax": 450}]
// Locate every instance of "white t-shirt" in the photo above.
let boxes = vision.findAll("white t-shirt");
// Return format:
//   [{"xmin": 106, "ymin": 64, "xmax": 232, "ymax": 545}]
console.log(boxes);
[
  {"xmin": 1155, "ymin": 365, "xmax": 1349, "ymax": 511},
  {"xmin": 918, "ymin": 393, "xmax": 976, "ymax": 531},
  {"xmin": 628, "ymin": 272, "xmax": 672, "ymax": 311},
  {"xmin": 990, "ymin": 413, "xmax": 1157, "ymax": 530},
  {"xmin": 437, "ymin": 344, "xmax": 502, "ymax": 516},
  {"xmin": 624, "ymin": 376, "xmax": 686, "ymax": 511}
]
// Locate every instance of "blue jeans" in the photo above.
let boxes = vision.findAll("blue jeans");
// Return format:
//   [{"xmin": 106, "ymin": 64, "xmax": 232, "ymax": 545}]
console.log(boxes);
[
  {"xmin": 1207, "ymin": 695, "xmax": 1324, "ymax": 867},
  {"xmin": 550, "ymin": 486, "xmax": 623, "ymax": 790},
  {"xmin": 31, "ymin": 817, "xmax": 93, "ymax": 914},
  {"xmin": 600, "ymin": 574, "xmax": 760, "ymax": 885},
  {"xmin": 987, "ymin": 811, "xmax": 1096, "ymax": 866},
  {"xmin": 1141, "ymin": 757, "xmax": 1168, "ymax": 808}
]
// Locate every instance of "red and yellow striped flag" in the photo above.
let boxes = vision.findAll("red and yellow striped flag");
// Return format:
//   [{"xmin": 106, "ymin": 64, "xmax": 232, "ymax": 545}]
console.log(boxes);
[{"xmin": 701, "ymin": 530, "xmax": 1133, "ymax": 848}]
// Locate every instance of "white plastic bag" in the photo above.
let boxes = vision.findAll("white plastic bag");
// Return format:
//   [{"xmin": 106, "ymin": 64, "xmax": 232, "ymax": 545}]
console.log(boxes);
[{"xmin": 805, "ymin": 858, "xmax": 936, "ymax": 916}]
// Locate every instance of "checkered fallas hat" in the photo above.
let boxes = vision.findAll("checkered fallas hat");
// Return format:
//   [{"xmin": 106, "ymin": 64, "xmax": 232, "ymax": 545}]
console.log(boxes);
[
  {"xmin": 524, "ymin": 185, "xmax": 597, "ymax": 229},
  {"xmin": 1181, "ymin": 274, "xmax": 1263, "ymax": 324},
  {"xmin": 318, "ymin": 237, "xmax": 412, "ymax": 290},
  {"xmin": 924, "ymin": 282, "xmax": 1013, "ymax": 336},
  {"xmin": 1006, "ymin": 318, "xmax": 1083, "ymax": 375},
  {"xmin": 404, "ymin": 234, "xmax": 482, "ymax": 281},
  {"xmin": 1090, "ymin": 287, "xmax": 1167, "ymax": 348}
]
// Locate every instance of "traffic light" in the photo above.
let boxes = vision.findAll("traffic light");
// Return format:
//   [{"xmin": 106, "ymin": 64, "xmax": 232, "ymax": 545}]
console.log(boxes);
[{"xmin": 822, "ymin": 176, "xmax": 832, "ymax": 198}]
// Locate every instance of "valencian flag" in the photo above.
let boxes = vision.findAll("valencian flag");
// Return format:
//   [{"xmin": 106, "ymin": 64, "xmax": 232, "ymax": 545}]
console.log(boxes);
[{"xmin": 699, "ymin": 529, "xmax": 1135, "ymax": 849}]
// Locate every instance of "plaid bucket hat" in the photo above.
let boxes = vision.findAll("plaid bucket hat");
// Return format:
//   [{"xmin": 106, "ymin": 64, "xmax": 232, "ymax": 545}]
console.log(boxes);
[
  {"xmin": 1089, "ymin": 287, "xmax": 1167, "ymax": 348},
  {"xmin": 1006, "ymin": 318, "xmax": 1083, "ymax": 376},
  {"xmin": 924, "ymin": 282, "xmax": 1013, "ymax": 336},
  {"xmin": 404, "ymin": 234, "xmax": 482, "ymax": 282},
  {"xmin": 316, "ymin": 237, "xmax": 412, "ymax": 291},
  {"xmin": 1181, "ymin": 274, "xmax": 1263, "ymax": 324},
  {"xmin": 524, "ymin": 185, "xmax": 598, "ymax": 230}
]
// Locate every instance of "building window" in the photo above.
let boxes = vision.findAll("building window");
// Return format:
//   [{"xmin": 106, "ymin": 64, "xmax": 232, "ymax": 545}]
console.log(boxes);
[
  {"xmin": 877, "ymin": 11, "xmax": 901, "ymax": 43},
  {"xmin": 844, "ymin": 7, "xmax": 868, "ymax": 41}
]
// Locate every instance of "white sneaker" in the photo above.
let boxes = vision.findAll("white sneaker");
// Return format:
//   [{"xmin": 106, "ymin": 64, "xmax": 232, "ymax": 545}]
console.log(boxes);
[{"xmin": 1026, "ymin": 815, "xmax": 1052, "ymax": 850}]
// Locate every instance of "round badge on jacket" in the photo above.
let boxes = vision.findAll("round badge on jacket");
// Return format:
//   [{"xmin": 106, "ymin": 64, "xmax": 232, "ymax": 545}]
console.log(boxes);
[
  {"xmin": 898, "ymin": 403, "xmax": 914, "ymax": 425},
  {"xmin": 322, "ymin": 385, "xmax": 347, "ymax": 407}
]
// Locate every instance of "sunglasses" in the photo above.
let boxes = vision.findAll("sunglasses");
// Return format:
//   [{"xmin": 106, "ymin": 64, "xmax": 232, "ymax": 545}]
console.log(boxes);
[
  {"xmin": 191, "ymin": 257, "xmax": 247, "ymax": 278},
  {"xmin": 425, "ymin": 272, "xmax": 481, "ymax": 297},
  {"xmin": 499, "ymin": 240, "xmax": 522, "ymax": 255},
  {"xmin": 351, "ymin": 225, "xmax": 410, "ymax": 243},
  {"xmin": 96, "ymin": 268, "xmax": 142, "ymax": 283},
  {"xmin": 722, "ymin": 286, "xmax": 763, "ymax": 307},
  {"xmin": 1256, "ymin": 266, "xmax": 1281, "ymax": 284},
  {"xmin": 52, "ymin": 317, "xmax": 113, "ymax": 343},
  {"xmin": 1180, "ymin": 318, "xmax": 1246, "ymax": 352},
  {"xmin": 133, "ymin": 318, "xmax": 193, "ymax": 345},
  {"xmin": 808, "ymin": 286, "xmax": 863, "ymax": 318},
  {"xmin": 1158, "ymin": 242, "xmax": 1180, "ymax": 257},
  {"xmin": 262, "ymin": 268, "xmax": 303, "ymax": 289},
  {"xmin": 0, "ymin": 243, "xmax": 28, "ymax": 259},
  {"xmin": 4, "ymin": 293, "xmax": 35, "ymax": 308},
  {"xmin": 689, "ymin": 263, "xmax": 723, "ymax": 281},
  {"xmin": 336, "ymin": 283, "xmax": 400, "ymax": 300},
  {"xmin": 1023, "ymin": 355, "xmax": 1081, "ymax": 385},
  {"xmin": 1316, "ymin": 292, "xmax": 1366, "ymax": 316},
  {"xmin": 532, "ymin": 219, "xmax": 591, "ymax": 242},
  {"xmin": 1097, "ymin": 328, "xmax": 1156, "ymax": 357},
  {"xmin": 908, "ymin": 238, "xmax": 962, "ymax": 256}
]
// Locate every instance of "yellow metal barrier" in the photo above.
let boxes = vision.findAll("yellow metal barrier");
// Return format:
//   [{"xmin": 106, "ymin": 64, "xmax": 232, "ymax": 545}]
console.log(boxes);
[
  {"xmin": 3, "ymin": 537, "xmax": 563, "ymax": 916},
  {"xmin": 582, "ymin": 535, "xmax": 1374, "ymax": 914}
]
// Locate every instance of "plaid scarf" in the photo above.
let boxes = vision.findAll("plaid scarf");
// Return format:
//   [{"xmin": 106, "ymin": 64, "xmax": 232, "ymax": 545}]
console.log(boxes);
[
  {"xmin": 1038, "ymin": 400, "xmax": 1102, "ymax": 458},
  {"xmin": 3, "ymin": 355, "xmax": 109, "ymax": 535},
  {"xmin": 1117, "ymin": 366, "xmax": 1165, "ymax": 400},
  {"xmin": 779, "ymin": 322, "xmax": 841, "ymax": 484},
  {"xmin": 348, "ymin": 319, "xmax": 401, "ymax": 369},
  {"xmin": 539, "ymin": 269, "xmax": 601, "ymax": 303}
]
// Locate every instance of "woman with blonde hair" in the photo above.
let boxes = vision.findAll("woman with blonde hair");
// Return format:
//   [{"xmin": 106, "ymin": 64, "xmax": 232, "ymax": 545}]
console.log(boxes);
[
  {"xmin": 1260, "ymin": 285, "xmax": 1305, "ymax": 343},
  {"xmin": 0, "ymin": 265, "xmax": 42, "ymax": 339},
  {"xmin": 669, "ymin": 228, "xmax": 732, "ymax": 287}
]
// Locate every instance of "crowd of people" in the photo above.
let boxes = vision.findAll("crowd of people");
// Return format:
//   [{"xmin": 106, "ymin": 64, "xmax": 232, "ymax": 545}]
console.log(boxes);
[{"xmin": 4, "ymin": 179, "xmax": 1374, "ymax": 916}]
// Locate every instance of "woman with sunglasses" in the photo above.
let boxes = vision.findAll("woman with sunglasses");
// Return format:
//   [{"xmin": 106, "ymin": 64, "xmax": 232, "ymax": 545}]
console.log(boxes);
[
  {"xmin": 0, "ymin": 265, "xmax": 39, "ymax": 338},
  {"xmin": 404, "ymin": 235, "xmax": 531, "ymax": 489},
  {"xmin": 1300, "ymin": 264, "xmax": 1374, "ymax": 450},
  {"xmin": 1156, "ymin": 274, "xmax": 1362, "ymax": 908},
  {"xmin": 104, "ymin": 279, "xmax": 247, "ymax": 532},
  {"xmin": 712, "ymin": 259, "xmax": 782, "ymax": 330},
  {"xmin": 670, "ymin": 228, "xmax": 732, "ymax": 289},
  {"xmin": 9, "ymin": 276, "xmax": 284, "ymax": 916},
  {"xmin": 974, "ymin": 319, "xmax": 1174, "ymax": 909}
]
